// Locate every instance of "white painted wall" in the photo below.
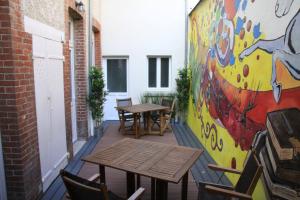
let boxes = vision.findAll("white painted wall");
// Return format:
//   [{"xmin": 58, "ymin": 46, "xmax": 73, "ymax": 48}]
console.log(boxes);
[
  {"xmin": 187, "ymin": 0, "xmax": 200, "ymax": 14},
  {"xmin": 100, "ymin": 0, "xmax": 186, "ymax": 119}
]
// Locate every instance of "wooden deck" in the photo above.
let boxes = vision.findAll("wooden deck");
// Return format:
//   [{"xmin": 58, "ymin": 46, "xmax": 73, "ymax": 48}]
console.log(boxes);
[
  {"xmin": 77, "ymin": 122, "xmax": 199, "ymax": 200},
  {"xmin": 42, "ymin": 121, "xmax": 231, "ymax": 200}
]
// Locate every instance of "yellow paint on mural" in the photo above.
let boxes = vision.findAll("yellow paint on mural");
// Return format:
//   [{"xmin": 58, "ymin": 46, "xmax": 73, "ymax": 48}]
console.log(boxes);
[{"xmin": 187, "ymin": 0, "xmax": 300, "ymax": 198}]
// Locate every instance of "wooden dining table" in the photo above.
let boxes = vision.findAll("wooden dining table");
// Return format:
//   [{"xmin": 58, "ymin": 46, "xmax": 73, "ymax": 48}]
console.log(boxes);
[
  {"xmin": 116, "ymin": 103, "xmax": 170, "ymax": 138},
  {"xmin": 82, "ymin": 138, "xmax": 203, "ymax": 200}
]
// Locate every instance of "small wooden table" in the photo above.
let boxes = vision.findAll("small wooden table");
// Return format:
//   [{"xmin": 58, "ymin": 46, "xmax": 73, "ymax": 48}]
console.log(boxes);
[
  {"xmin": 116, "ymin": 103, "xmax": 169, "ymax": 138},
  {"xmin": 82, "ymin": 138, "xmax": 202, "ymax": 200}
]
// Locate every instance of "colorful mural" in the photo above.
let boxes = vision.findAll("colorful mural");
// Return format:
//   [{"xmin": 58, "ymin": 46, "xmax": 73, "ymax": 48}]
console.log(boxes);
[{"xmin": 188, "ymin": 0, "xmax": 300, "ymax": 198}]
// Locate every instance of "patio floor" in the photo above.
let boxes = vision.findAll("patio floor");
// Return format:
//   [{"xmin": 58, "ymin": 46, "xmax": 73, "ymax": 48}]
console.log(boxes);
[{"xmin": 75, "ymin": 122, "xmax": 199, "ymax": 200}]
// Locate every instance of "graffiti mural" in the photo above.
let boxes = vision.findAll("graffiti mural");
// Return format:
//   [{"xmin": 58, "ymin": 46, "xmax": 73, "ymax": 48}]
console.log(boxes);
[{"xmin": 188, "ymin": 0, "xmax": 300, "ymax": 152}]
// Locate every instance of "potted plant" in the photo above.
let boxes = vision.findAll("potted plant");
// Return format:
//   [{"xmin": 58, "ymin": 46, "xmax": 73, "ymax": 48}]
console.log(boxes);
[
  {"xmin": 87, "ymin": 67, "xmax": 107, "ymax": 131},
  {"xmin": 176, "ymin": 67, "xmax": 190, "ymax": 123}
]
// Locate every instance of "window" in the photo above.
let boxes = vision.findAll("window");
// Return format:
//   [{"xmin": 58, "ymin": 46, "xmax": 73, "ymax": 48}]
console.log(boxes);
[
  {"xmin": 148, "ymin": 57, "xmax": 170, "ymax": 89},
  {"xmin": 107, "ymin": 59, "xmax": 127, "ymax": 92}
]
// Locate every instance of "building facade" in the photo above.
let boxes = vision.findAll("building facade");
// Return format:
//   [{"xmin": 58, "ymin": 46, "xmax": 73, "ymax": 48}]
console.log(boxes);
[
  {"xmin": 0, "ymin": 0, "xmax": 101, "ymax": 199},
  {"xmin": 187, "ymin": 0, "xmax": 300, "ymax": 199},
  {"xmin": 99, "ymin": 0, "xmax": 186, "ymax": 120}
]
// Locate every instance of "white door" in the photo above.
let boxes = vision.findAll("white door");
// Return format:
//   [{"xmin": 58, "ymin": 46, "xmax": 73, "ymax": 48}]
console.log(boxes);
[
  {"xmin": 33, "ymin": 35, "xmax": 68, "ymax": 192},
  {"xmin": 69, "ymin": 20, "xmax": 78, "ymax": 143},
  {"xmin": 0, "ymin": 132, "xmax": 7, "ymax": 200},
  {"xmin": 103, "ymin": 58, "xmax": 129, "ymax": 120}
]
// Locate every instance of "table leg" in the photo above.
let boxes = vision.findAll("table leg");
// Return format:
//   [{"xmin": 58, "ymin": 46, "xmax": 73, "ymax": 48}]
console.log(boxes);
[
  {"xmin": 133, "ymin": 113, "xmax": 139, "ymax": 138},
  {"xmin": 156, "ymin": 179, "xmax": 168, "ymax": 200},
  {"xmin": 151, "ymin": 178, "xmax": 156, "ymax": 200},
  {"xmin": 181, "ymin": 172, "xmax": 188, "ymax": 200},
  {"xmin": 99, "ymin": 165, "xmax": 106, "ymax": 184},
  {"xmin": 159, "ymin": 111, "xmax": 164, "ymax": 136},
  {"xmin": 136, "ymin": 174, "xmax": 141, "ymax": 189},
  {"xmin": 126, "ymin": 172, "xmax": 135, "ymax": 198},
  {"xmin": 147, "ymin": 111, "xmax": 151, "ymax": 134},
  {"xmin": 121, "ymin": 111, "xmax": 125, "ymax": 134},
  {"xmin": 143, "ymin": 113, "xmax": 147, "ymax": 130}
]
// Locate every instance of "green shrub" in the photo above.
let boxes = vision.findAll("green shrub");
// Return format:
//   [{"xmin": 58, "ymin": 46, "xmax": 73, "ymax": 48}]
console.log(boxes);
[
  {"xmin": 87, "ymin": 67, "xmax": 107, "ymax": 126},
  {"xmin": 176, "ymin": 67, "xmax": 190, "ymax": 122}
]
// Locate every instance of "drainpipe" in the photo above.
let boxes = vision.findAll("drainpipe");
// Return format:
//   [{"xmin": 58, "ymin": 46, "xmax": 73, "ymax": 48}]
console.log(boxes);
[
  {"xmin": 184, "ymin": 0, "xmax": 188, "ymax": 68},
  {"xmin": 88, "ymin": 0, "xmax": 92, "ymax": 69},
  {"xmin": 88, "ymin": 0, "xmax": 93, "ymax": 136}
]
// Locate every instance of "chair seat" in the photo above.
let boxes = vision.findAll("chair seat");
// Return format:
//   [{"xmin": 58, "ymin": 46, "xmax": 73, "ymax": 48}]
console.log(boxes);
[
  {"xmin": 61, "ymin": 170, "xmax": 145, "ymax": 200},
  {"xmin": 150, "ymin": 112, "xmax": 160, "ymax": 128},
  {"xmin": 123, "ymin": 114, "xmax": 134, "ymax": 120},
  {"xmin": 108, "ymin": 191, "xmax": 124, "ymax": 200}
]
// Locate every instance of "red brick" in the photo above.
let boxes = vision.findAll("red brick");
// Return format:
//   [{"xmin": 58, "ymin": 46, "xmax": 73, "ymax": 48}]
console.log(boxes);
[{"xmin": 0, "ymin": 0, "xmax": 41, "ymax": 199}]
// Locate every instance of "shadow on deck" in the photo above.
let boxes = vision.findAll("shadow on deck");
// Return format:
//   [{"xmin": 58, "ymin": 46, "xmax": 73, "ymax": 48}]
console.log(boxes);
[{"xmin": 41, "ymin": 121, "xmax": 231, "ymax": 200}]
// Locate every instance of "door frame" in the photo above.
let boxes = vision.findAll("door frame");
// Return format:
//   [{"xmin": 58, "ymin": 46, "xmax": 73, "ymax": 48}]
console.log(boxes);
[
  {"xmin": 69, "ymin": 19, "xmax": 78, "ymax": 143},
  {"xmin": 102, "ymin": 56, "xmax": 129, "ymax": 120}
]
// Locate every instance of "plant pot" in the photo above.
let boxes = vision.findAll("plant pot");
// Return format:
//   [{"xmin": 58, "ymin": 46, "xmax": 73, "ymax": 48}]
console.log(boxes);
[{"xmin": 93, "ymin": 121, "xmax": 104, "ymax": 137}]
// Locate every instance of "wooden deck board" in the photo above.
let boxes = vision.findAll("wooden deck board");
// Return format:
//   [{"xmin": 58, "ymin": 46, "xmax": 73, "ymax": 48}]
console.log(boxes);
[
  {"xmin": 173, "ymin": 124, "xmax": 232, "ymax": 187},
  {"xmin": 77, "ymin": 122, "xmax": 199, "ymax": 200},
  {"xmin": 41, "ymin": 121, "xmax": 110, "ymax": 200},
  {"xmin": 42, "ymin": 121, "xmax": 232, "ymax": 200}
]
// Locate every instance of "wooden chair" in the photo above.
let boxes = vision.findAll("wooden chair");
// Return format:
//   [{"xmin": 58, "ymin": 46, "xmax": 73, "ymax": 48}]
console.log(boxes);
[
  {"xmin": 61, "ymin": 170, "xmax": 145, "ymax": 200},
  {"xmin": 198, "ymin": 150, "xmax": 263, "ymax": 200},
  {"xmin": 158, "ymin": 98, "xmax": 176, "ymax": 132},
  {"xmin": 148, "ymin": 97, "xmax": 163, "ymax": 128},
  {"xmin": 150, "ymin": 98, "xmax": 175, "ymax": 131},
  {"xmin": 116, "ymin": 98, "xmax": 139, "ymax": 132}
]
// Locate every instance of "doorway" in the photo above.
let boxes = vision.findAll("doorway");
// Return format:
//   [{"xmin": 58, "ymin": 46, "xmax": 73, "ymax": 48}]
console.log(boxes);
[
  {"xmin": 103, "ymin": 57, "xmax": 129, "ymax": 120},
  {"xmin": 69, "ymin": 19, "xmax": 78, "ymax": 143}
]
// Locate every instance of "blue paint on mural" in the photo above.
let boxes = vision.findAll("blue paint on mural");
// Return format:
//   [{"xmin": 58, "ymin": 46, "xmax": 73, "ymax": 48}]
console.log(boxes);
[
  {"xmin": 242, "ymin": 0, "xmax": 247, "ymax": 11},
  {"xmin": 230, "ymin": 53, "xmax": 235, "ymax": 65},
  {"xmin": 253, "ymin": 23, "xmax": 261, "ymax": 39},
  {"xmin": 235, "ymin": 0, "xmax": 241, "ymax": 10},
  {"xmin": 235, "ymin": 17, "xmax": 244, "ymax": 34}
]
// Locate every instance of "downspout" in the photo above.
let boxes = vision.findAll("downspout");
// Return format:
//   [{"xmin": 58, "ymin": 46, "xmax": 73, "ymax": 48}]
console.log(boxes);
[
  {"xmin": 88, "ymin": 0, "xmax": 93, "ymax": 135},
  {"xmin": 184, "ymin": 0, "xmax": 188, "ymax": 68},
  {"xmin": 88, "ymin": 0, "xmax": 92, "ymax": 72},
  {"xmin": 0, "ymin": 132, "xmax": 7, "ymax": 200}
]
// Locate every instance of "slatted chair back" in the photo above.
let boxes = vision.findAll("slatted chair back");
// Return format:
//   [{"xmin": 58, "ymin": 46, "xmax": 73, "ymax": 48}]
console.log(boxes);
[
  {"xmin": 234, "ymin": 151, "xmax": 263, "ymax": 195},
  {"xmin": 60, "ymin": 170, "xmax": 109, "ymax": 200},
  {"xmin": 116, "ymin": 98, "xmax": 133, "ymax": 119},
  {"xmin": 161, "ymin": 98, "xmax": 175, "ymax": 114},
  {"xmin": 116, "ymin": 98, "xmax": 132, "ymax": 107}
]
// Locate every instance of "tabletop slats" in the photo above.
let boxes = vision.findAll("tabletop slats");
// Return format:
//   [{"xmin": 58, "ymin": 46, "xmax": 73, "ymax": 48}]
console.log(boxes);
[
  {"xmin": 117, "ymin": 103, "xmax": 169, "ymax": 114},
  {"xmin": 82, "ymin": 138, "xmax": 202, "ymax": 183}
]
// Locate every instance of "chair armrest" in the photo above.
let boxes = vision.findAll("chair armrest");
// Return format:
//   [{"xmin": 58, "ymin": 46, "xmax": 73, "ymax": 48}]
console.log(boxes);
[
  {"xmin": 66, "ymin": 194, "xmax": 71, "ymax": 199},
  {"xmin": 127, "ymin": 187, "xmax": 145, "ymax": 200},
  {"xmin": 88, "ymin": 173, "xmax": 100, "ymax": 182},
  {"xmin": 208, "ymin": 164, "xmax": 242, "ymax": 174},
  {"xmin": 198, "ymin": 181, "xmax": 233, "ymax": 190},
  {"xmin": 205, "ymin": 185, "xmax": 252, "ymax": 200}
]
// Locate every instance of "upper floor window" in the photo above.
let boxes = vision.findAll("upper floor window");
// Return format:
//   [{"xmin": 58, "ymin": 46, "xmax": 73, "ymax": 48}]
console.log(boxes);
[{"xmin": 148, "ymin": 57, "xmax": 170, "ymax": 89}]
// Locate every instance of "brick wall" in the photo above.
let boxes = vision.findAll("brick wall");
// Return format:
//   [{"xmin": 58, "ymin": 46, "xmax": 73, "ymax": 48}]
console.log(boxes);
[
  {"xmin": 64, "ymin": 0, "xmax": 88, "ymax": 148},
  {"xmin": 74, "ymin": 18, "xmax": 88, "ymax": 139},
  {"xmin": 0, "ymin": 0, "xmax": 42, "ymax": 199},
  {"xmin": 93, "ymin": 18, "xmax": 101, "ymax": 67},
  {"xmin": 63, "ymin": 0, "xmax": 73, "ymax": 158}
]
